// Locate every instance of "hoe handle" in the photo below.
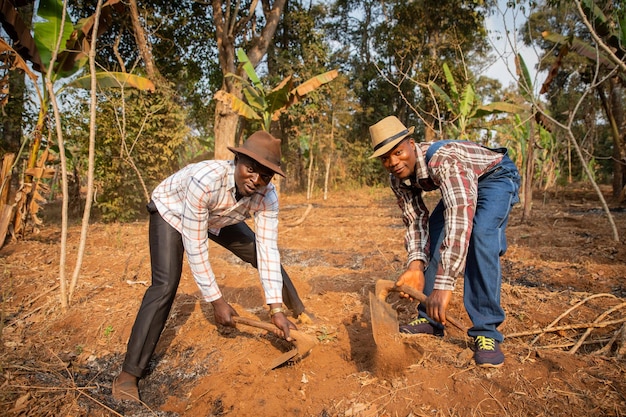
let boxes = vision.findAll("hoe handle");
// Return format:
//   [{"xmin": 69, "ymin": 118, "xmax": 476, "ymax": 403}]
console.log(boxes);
[
  {"xmin": 388, "ymin": 284, "xmax": 469, "ymax": 334},
  {"xmin": 232, "ymin": 316, "xmax": 277, "ymax": 333}
]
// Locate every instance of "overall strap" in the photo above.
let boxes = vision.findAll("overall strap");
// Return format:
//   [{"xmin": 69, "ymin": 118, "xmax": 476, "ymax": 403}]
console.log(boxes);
[
  {"xmin": 425, "ymin": 140, "xmax": 459, "ymax": 163},
  {"xmin": 425, "ymin": 140, "xmax": 505, "ymax": 163}
]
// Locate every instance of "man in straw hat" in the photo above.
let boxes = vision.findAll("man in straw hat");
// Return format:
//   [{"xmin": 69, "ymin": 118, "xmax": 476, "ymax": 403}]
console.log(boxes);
[
  {"xmin": 112, "ymin": 131, "xmax": 305, "ymax": 402},
  {"xmin": 369, "ymin": 116, "xmax": 520, "ymax": 368}
]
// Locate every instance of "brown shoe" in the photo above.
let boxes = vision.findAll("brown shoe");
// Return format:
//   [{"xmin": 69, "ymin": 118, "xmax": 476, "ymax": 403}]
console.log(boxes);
[{"xmin": 112, "ymin": 376, "xmax": 140, "ymax": 402}]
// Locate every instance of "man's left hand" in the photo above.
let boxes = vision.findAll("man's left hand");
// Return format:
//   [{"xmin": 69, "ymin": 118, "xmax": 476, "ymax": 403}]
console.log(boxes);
[{"xmin": 424, "ymin": 289, "xmax": 452, "ymax": 326}]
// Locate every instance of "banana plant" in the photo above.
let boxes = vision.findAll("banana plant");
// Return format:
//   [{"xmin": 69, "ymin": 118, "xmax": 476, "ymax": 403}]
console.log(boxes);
[
  {"xmin": 30, "ymin": 0, "xmax": 154, "ymax": 168},
  {"xmin": 541, "ymin": 0, "xmax": 626, "ymax": 204},
  {"xmin": 0, "ymin": 0, "xmax": 154, "ymax": 242},
  {"xmin": 429, "ymin": 63, "xmax": 524, "ymax": 139},
  {"xmin": 542, "ymin": 0, "xmax": 625, "ymax": 84},
  {"xmin": 214, "ymin": 48, "xmax": 339, "ymax": 132}
]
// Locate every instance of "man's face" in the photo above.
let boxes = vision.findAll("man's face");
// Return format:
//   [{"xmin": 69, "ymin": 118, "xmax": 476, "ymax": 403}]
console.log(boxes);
[
  {"xmin": 379, "ymin": 138, "xmax": 416, "ymax": 180},
  {"xmin": 234, "ymin": 155, "xmax": 275, "ymax": 197}
]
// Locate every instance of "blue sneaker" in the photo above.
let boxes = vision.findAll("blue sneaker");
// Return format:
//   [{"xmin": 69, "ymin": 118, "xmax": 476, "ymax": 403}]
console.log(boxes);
[
  {"xmin": 474, "ymin": 336, "xmax": 504, "ymax": 367},
  {"xmin": 399, "ymin": 317, "xmax": 444, "ymax": 337}
]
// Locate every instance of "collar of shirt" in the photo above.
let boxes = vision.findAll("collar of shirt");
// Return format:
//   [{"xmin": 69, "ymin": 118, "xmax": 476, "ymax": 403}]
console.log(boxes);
[{"xmin": 415, "ymin": 142, "xmax": 431, "ymax": 180}]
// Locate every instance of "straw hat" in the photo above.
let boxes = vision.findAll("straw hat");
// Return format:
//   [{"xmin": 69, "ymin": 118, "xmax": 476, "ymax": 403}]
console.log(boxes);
[
  {"xmin": 228, "ymin": 131, "xmax": 286, "ymax": 177},
  {"xmin": 369, "ymin": 116, "xmax": 415, "ymax": 158}
]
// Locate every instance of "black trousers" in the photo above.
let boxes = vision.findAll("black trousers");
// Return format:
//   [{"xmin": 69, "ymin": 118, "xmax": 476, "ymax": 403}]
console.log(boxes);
[{"xmin": 122, "ymin": 202, "xmax": 305, "ymax": 378}]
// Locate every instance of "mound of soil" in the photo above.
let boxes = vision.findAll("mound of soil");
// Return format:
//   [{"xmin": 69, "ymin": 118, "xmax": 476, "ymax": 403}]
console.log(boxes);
[{"xmin": 1, "ymin": 185, "xmax": 625, "ymax": 416}]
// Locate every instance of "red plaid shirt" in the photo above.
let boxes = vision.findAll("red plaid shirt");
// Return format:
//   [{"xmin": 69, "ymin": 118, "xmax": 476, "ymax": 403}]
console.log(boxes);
[
  {"xmin": 390, "ymin": 141, "xmax": 503, "ymax": 291},
  {"xmin": 151, "ymin": 160, "xmax": 283, "ymax": 304}
]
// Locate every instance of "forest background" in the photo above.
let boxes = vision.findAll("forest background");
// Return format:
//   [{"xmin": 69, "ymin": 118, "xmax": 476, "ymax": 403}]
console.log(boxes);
[
  {"xmin": 1, "ymin": 1, "xmax": 626, "ymax": 415},
  {"xmin": 0, "ymin": 0, "xmax": 625, "ymax": 315}
]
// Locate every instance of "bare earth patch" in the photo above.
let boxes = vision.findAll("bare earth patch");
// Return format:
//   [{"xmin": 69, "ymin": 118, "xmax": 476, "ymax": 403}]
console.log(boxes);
[{"xmin": 1, "ymin": 185, "xmax": 625, "ymax": 416}]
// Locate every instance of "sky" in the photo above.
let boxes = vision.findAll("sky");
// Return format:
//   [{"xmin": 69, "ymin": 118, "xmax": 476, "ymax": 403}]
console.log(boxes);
[{"xmin": 482, "ymin": 0, "xmax": 541, "ymax": 90}]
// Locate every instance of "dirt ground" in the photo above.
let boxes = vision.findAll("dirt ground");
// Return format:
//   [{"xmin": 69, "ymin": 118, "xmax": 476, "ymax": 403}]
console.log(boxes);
[{"xmin": 1, "ymin": 185, "xmax": 626, "ymax": 417}]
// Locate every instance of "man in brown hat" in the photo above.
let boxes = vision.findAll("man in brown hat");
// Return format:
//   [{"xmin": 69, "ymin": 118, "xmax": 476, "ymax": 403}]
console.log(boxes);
[
  {"xmin": 369, "ymin": 116, "xmax": 520, "ymax": 368},
  {"xmin": 112, "ymin": 131, "xmax": 305, "ymax": 402}
]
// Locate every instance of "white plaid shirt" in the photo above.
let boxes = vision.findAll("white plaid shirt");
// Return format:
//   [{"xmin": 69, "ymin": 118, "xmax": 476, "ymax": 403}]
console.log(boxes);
[{"xmin": 151, "ymin": 160, "xmax": 283, "ymax": 304}]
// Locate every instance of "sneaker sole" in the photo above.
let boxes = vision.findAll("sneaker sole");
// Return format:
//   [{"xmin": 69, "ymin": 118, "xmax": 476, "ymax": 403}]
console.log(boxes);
[{"xmin": 476, "ymin": 361, "xmax": 504, "ymax": 368}]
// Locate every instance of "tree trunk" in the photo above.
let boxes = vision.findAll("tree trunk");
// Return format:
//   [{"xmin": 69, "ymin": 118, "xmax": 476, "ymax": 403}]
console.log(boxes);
[
  {"xmin": 597, "ymin": 80, "xmax": 624, "ymax": 201},
  {"xmin": 1, "ymin": 1, "xmax": 33, "ymax": 156},
  {"xmin": 213, "ymin": 102, "xmax": 239, "ymax": 160},
  {"xmin": 323, "ymin": 155, "xmax": 330, "ymax": 201},
  {"xmin": 522, "ymin": 119, "xmax": 535, "ymax": 222},
  {"xmin": 2, "ymin": 70, "xmax": 25, "ymax": 155},
  {"xmin": 423, "ymin": 113, "xmax": 437, "ymax": 142},
  {"xmin": 211, "ymin": 0, "xmax": 286, "ymax": 160},
  {"xmin": 608, "ymin": 79, "xmax": 625, "ymax": 202},
  {"xmin": 128, "ymin": 0, "xmax": 160, "ymax": 81},
  {"xmin": 68, "ymin": 0, "xmax": 105, "ymax": 304}
]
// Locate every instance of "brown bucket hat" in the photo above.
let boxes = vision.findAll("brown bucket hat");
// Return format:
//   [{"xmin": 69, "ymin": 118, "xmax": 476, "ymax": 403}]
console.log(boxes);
[
  {"xmin": 228, "ymin": 131, "xmax": 286, "ymax": 177},
  {"xmin": 369, "ymin": 116, "xmax": 415, "ymax": 158}
]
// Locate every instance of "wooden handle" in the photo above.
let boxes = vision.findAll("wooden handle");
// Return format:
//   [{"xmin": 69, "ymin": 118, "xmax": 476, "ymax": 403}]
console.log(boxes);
[
  {"xmin": 232, "ymin": 316, "xmax": 317, "ymax": 354},
  {"xmin": 232, "ymin": 316, "xmax": 277, "ymax": 332},
  {"xmin": 388, "ymin": 284, "xmax": 469, "ymax": 333}
]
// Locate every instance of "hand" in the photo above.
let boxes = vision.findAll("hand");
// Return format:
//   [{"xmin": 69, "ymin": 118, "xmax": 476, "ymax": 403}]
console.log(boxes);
[
  {"xmin": 423, "ymin": 289, "xmax": 452, "ymax": 326},
  {"xmin": 211, "ymin": 297, "xmax": 238, "ymax": 326},
  {"xmin": 396, "ymin": 260, "xmax": 425, "ymax": 298},
  {"xmin": 271, "ymin": 312, "xmax": 297, "ymax": 341}
]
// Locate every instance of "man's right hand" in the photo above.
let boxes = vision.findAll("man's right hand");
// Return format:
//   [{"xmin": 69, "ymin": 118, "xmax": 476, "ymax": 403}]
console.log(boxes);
[
  {"xmin": 271, "ymin": 312, "xmax": 297, "ymax": 341},
  {"xmin": 211, "ymin": 297, "xmax": 238, "ymax": 326},
  {"xmin": 396, "ymin": 260, "xmax": 426, "ymax": 297}
]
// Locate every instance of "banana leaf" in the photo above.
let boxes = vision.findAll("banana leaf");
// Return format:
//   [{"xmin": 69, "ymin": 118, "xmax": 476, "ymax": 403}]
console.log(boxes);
[
  {"xmin": 429, "ymin": 81, "xmax": 455, "ymax": 112},
  {"xmin": 459, "ymin": 84, "xmax": 475, "ymax": 120},
  {"xmin": 442, "ymin": 63, "xmax": 459, "ymax": 103},
  {"xmin": 287, "ymin": 69, "xmax": 338, "ymax": 108},
  {"xmin": 33, "ymin": 0, "xmax": 74, "ymax": 75},
  {"xmin": 66, "ymin": 72, "xmax": 155, "ymax": 92},
  {"xmin": 236, "ymin": 48, "xmax": 262, "ymax": 90},
  {"xmin": 542, "ymin": 31, "xmax": 615, "ymax": 68},
  {"xmin": 266, "ymin": 76, "xmax": 293, "ymax": 117},
  {"xmin": 515, "ymin": 53, "xmax": 534, "ymax": 102},
  {"xmin": 214, "ymin": 90, "xmax": 262, "ymax": 121},
  {"xmin": 473, "ymin": 102, "xmax": 526, "ymax": 119}
]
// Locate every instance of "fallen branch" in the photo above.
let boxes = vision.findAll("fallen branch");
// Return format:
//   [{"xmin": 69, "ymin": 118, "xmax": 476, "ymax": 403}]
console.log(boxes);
[
  {"xmin": 593, "ymin": 323, "xmax": 626, "ymax": 356},
  {"xmin": 284, "ymin": 204, "xmax": 313, "ymax": 227},
  {"xmin": 538, "ymin": 337, "xmax": 611, "ymax": 350},
  {"xmin": 569, "ymin": 302, "xmax": 626, "ymax": 354},
  {"xmin": 507, "ymin": 317, "xmax": 626, "ymax": 338},
  {"xmin": 530, "ymin": 293, "xmax": 617, "ymax": 345},
  {"xmin": 27, "ymin": 283, "xmax": 61, "ymax": 307},
  {"xmin": 7, "ymin": 298, "xmax": 54, "ymax": 327}
]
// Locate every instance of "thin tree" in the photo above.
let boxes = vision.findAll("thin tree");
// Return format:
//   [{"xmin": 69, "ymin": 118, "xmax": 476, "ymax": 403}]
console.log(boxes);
[
  {"xmin": 68, "ymin": 0, "xmax": 104, "ymax": 303},
  {"xmin": 43, "ymin": 0, "xmax": 71, "ymax": 308}
]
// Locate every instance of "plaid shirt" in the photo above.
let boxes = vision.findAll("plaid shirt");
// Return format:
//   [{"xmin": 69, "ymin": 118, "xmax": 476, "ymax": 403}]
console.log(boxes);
[
  {"xmin": 390, "ymin": 141, "xmax": 503, "ymax": 291},
  {"xmin": 151, "ymin": 160, "xmax": 283, "ymax": 304}
]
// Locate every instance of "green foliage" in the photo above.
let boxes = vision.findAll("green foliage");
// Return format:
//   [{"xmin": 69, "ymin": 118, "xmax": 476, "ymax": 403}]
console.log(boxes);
[
  {"xmin": 103, "ymin": 325, "xmax": 114, "ymax": 338},
  {"xmin": 525, "ymin": 0, "xmax": 623, "ymax": 190},
  {"xmin": 343, "ymin": 139, "xmax": 387, "ymax": 187},
  {"xmin": 215, "ymin": 48, "xmax": 339, "ymax": 132},
  {"xmin": 429, "ymin": 63, "xmax": 524, "ymax": 140},
  {"xmin": 33, "ymin": 0, "xmax": 75, "ymax": 77},
  {"xmin": 64, "ymin": 88, "xmax": 187, "ymax": 222}
]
